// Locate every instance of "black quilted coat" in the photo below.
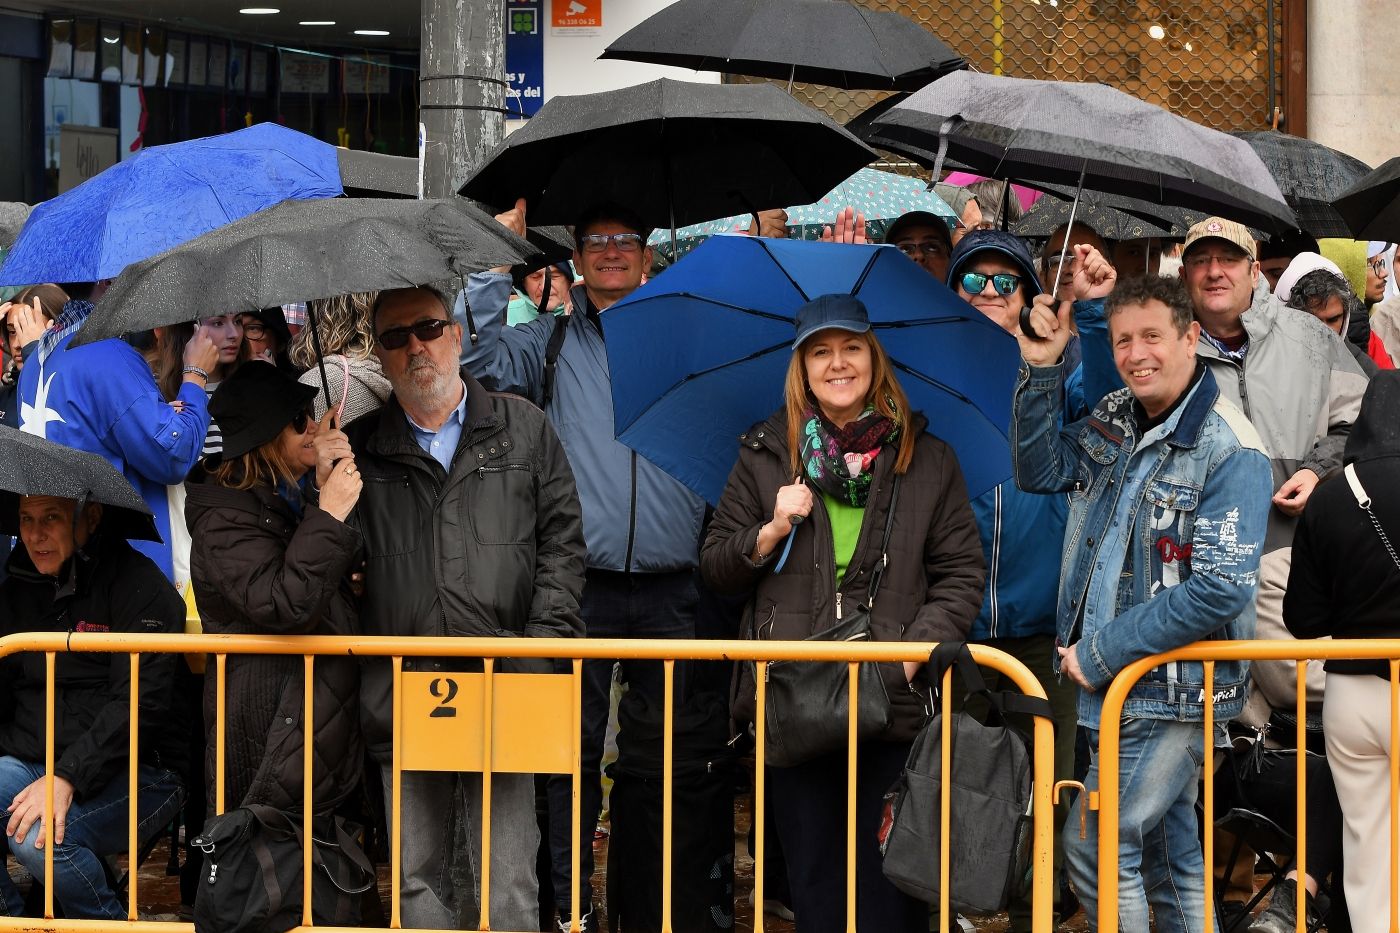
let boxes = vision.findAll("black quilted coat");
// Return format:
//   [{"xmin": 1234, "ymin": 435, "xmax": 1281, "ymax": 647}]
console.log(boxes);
[{"xmin": 184, "ymin": 470, "xmax": 363, "ymax": 813}]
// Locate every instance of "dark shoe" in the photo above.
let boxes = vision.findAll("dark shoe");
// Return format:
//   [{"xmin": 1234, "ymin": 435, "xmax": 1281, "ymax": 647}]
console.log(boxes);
[{"xmin": 1248, "ymin": 879, "xmax": 1320, "ymax": 933}]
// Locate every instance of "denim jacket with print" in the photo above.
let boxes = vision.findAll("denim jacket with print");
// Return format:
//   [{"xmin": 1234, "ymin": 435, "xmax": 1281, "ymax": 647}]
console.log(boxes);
[{"xmin": 1011, "ymin": 363, "xmax": 1273, "ymax": 726}]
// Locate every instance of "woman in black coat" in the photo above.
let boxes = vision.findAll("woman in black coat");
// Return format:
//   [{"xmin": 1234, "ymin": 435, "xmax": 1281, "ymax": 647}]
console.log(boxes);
[
  {"xmin": 701, "ymin": 295, "xmax": 986, "ymax": 933},
  {"xmin": 184, "ymin": 363, "xmax": 364, "ymax": 816},
  {"xmin": 1285, "ymin": 371, "xmax": 1400, "ymax": 933}
]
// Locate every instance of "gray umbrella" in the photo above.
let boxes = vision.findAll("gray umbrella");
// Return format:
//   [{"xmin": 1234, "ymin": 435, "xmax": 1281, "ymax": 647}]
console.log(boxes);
[
  {"xmin": 1231, "ymin": 131, "xmax": 1371, "ymax": 239},
  {"xmin": 599, "ymin": 0, "xmax": 964, "ymax": 92},
  {"xmin": 459, "ymin": 78, "xmax": 878, "ymax": 244},
  {"xmin": 337, "ymin": 149, "xmax": 419, "ymax": 198},
  {"xmin": 856, "ymin": 71, "xmax": 1297, "ymax": 234},
  {"xmin": 0, "ymin": 202, "xmax": 33, "ymax": 249},
  {"xmin": 0, "ymin": 425, "xmax": 159, "ymax": 541},
  {"xmin": 1014, "ymin": 193, "xmax": 1174, "ymax": 241},
  {"xmin": 74, "ymin": 197, "xmax": 536, "ymax": 348}
]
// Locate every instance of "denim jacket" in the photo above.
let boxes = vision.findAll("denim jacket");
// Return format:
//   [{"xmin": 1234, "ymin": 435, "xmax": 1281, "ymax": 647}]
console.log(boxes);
[{"xmin": 1011, "ymin": 362, "xmax": 1273, "ymax": 726}]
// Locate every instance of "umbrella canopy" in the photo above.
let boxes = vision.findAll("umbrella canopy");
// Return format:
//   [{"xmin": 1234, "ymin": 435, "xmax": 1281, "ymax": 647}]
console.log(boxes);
[
  {"xmin": 72, "ymin": 197, "xmax": 537, "ymax": 347},
  {"xmin": 337, "ymin": 148, "xmax": 419, "ymax": 198},
  {"xmin": 1231, "ymin": 131, "xmax": 1371, "ymax": 238},
  {"xmin": 603, "ymin": 236, "xmax": 1020, "ymax": 505},
  {"xmin": 0, "ymin": 123, "xmax": 349, "ymax": 286},
  {"xmin": 856, "ymin": 71, "xmax": 1297, "ymax": 233},
  {"xmin": 459, "ymin": 78, "xmax": 878, "ymax": 229},
  {"xmin": 650, "ymin": 166, "xmax": 956, "ymax": 260},
  {"xmin": 1333, "ymin": 157, "xmax": 1400, "ymax": 242},
  {"xmin": 0, "ymin": 425, "xmax": 158, "ymax": 541},
  {"xmin": 1014, "ymin": 191, "xmax": 1174, "ymax": 241},
  {"xmin": 599, "ymin": 0, "xmax": 963, "ymax": 91},
  {"xmin": 0, "ymin": 202, "xmax": 32, "ymax": 249}
]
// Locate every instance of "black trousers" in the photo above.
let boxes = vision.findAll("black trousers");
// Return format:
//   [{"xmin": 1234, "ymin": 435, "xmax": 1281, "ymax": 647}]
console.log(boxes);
[{"xmin": 768, "ymin": 741, "xmax": 925, "ymax": 933}]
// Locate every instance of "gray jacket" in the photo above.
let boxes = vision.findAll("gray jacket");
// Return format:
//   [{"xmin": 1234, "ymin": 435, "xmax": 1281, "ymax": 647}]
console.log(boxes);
[
  {"xmin": 1197, "ymin": 288, "xmax": 1368, "ymax": 552},
  {"xmin": 461, "ymin": 272, "xmax": 705, "ymax": 573}
]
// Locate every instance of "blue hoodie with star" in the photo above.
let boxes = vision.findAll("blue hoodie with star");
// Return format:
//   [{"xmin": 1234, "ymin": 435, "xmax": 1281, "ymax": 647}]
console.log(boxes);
[{"xmin": 17, "ymin": 301, "xmax": 210, "ymax": 579}]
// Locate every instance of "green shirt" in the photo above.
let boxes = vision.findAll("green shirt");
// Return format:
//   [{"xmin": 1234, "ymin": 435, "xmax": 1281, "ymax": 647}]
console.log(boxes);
[{"xmin": 823, "ymin": 493, "xmax": 866, "ymax": 586}]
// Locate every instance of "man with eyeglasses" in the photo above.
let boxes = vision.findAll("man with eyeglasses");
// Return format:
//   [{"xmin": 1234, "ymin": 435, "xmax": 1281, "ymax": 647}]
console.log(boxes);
[
  {"xmin": 461, "ymin": 200, "xmax": 708, "ymax": 932},
  {"xmin": 318, "ymin": 284, "xmax": 586, "ymax": 932},
  {"xmin": 936, "ymin": 228, "xmax": 1118, "ymax": 931},
  {"xmin": 883, "ymin": 211, "xmax": 953, "ymax": 280}
]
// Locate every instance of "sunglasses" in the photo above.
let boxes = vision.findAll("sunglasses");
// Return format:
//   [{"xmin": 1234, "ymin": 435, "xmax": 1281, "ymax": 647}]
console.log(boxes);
[
  {"xmin": 578, "ymin": 232, "xmax": 644, "ymax": 254},
  {"xmin": 959, "ymin": 271, "xmax": 1023, "ymax": 296},
  {"xmin": 290, "ymin": 407, "xmax": 315, "ymax": 434},
  {"xmin": 376, "ymin": 317, "xmax": 451, "ymax": 350}
]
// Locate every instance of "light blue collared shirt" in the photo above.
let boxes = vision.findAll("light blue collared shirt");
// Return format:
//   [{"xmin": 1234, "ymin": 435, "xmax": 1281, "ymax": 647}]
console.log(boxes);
[{"xmin": 405, "ymin": 380, "xmax": 469, "ymax": 472}]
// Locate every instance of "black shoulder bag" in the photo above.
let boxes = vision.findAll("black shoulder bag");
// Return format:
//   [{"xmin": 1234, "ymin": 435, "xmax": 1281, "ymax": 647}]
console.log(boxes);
[{"xmin": 760, "ymin": 476, "xmax": 900, "ymax": 768}]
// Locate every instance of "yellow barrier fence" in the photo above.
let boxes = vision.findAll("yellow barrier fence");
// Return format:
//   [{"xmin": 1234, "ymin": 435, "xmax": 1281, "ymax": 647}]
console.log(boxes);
[
  {"xmin": 0, "ymin": 633, "xmax": 1056, "ymax": 933},
  {"xmin": 1092, "ymin": 639, "xmax": 1400, "ymax": 933}
]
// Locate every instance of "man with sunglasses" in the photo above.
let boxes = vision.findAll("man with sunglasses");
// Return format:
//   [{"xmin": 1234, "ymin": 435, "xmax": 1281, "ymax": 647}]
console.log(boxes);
[
  {"xmin": 460, "ymin": 200, "xmax": 708, "ymax": 932},
  {"xmin": 318, "ymin": 283, "xmax": 586, "ymax": 932}
]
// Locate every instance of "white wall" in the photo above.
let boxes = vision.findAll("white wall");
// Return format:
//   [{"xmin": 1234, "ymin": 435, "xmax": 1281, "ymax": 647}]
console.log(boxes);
[
  {"xmin": 506, "ymin": 0, "xmax": 718, "ymax": 132},
  {"xmin": 1307, "ymin": 0, "xmax": 1400, "ymax": 168}
]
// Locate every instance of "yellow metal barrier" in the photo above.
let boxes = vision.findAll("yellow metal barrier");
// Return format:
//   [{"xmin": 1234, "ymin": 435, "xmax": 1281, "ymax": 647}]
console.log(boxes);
[
  {"xmin": 0, "ymin": 633, "xmax": 1056, "ymax": 933},
  {"xmin": 1093, "ymin": 639, "xmax": 1400, "ymax": 933}
]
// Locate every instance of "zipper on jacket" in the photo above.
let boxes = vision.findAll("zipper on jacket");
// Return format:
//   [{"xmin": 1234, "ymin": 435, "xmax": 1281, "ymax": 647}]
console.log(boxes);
[
  {"xmin": 836, "ymin": 592, "xmax": 843, "ymax": 620},
  {"xmin": 989, "ymin": 486, "xmax": 1002, "ymax": 637},
  {"xmin": 623, "ymin": 451, "xmax": 638, "ymax": 572},
  {"xmin": 1235, "ymin": 367, "xmax": 1251, "ymax": 419}
]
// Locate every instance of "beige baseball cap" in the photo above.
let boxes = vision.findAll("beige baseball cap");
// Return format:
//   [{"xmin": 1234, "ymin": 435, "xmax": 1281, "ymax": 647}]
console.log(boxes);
[{"xmin": 1182, "ymin": 217, "xmax": 1257, "ymax": 262}]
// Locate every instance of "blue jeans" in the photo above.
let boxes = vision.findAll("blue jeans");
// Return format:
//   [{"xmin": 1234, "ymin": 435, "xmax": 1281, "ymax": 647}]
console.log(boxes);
[
  {"xmin": 1066, "ymin": 718, "xmax": 1217, "ymax": 933},
  {"xmin": 0, "ymin": 757, "xmax": 184, "ymax": 920}
]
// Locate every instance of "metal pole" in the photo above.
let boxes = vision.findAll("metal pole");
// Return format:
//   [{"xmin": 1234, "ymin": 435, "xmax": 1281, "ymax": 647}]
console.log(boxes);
[{"xmin": 420, "ymin": 0, "xmax": 507, "ymax": 198}]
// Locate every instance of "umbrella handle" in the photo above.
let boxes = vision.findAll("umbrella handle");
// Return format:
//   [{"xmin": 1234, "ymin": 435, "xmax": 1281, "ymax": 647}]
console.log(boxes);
[{"xmin": 1019, "ymin": 306, "xmax": 1048, "ymax": 342}]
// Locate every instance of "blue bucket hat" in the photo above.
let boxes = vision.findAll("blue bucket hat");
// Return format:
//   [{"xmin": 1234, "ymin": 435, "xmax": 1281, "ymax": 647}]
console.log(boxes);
[
  {"xmin": 945, "ymin": 229, "xmax": 1043, "ymax": 300},
  {"xmin": 792, "ymin": 294, "xmax": 871, "ymax": 349}
]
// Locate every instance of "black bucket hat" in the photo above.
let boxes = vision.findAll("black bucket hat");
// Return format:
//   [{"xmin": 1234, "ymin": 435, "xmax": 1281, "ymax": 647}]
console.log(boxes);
[{"xmin": 208, "ymin": 362, "xmax": 318, "ymax": 460}]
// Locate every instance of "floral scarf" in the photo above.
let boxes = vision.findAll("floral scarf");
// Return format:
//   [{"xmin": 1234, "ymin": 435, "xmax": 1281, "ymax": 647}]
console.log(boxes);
[{"xmin": 799, "ymin": 404, "xmax": 900, "ymax": 507}]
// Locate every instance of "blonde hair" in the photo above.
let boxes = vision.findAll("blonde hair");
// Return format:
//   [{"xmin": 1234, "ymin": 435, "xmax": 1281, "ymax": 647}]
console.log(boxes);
[
  {"xmin": 784, "ymin": 330, "xmax": 915, "ymax": 476},
  {"xmin": 288, "ymin": 293, "xmax": 378, "ymax": 369},
  {"xmin": 208, "ymin": 427, "xmax": 306, "ymax": 492}
]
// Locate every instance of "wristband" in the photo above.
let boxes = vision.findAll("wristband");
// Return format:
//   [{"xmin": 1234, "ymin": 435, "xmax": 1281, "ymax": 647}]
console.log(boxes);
[{"xmin": 182, "ymin": 365, "xmax": 210, "ymax": 381}]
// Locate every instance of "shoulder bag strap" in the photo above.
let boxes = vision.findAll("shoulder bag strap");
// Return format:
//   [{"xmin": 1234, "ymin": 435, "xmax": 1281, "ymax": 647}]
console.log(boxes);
[
  {"xmin": 540, "ymin": 313, "xmax": 569, "ymax": 408},
  {"xmin": 1345, "ymin": 463, "xmax": 1400, "ymax": 572},
  {"xmin": 866, "ymin": 474, "xmax": 902, "ymax": 608}
]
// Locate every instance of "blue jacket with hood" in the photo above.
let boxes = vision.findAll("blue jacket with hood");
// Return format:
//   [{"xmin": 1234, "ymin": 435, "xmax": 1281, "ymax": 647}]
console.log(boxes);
[{"xmin": 461, "ymin": 272, "xmax": 704, "ymax": 573}]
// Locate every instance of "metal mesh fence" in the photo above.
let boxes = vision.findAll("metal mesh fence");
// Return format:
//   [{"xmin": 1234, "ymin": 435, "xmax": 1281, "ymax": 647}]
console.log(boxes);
[{"xmin": 730, "ymin": 0, "xmax": 1286, "ymax": 170}]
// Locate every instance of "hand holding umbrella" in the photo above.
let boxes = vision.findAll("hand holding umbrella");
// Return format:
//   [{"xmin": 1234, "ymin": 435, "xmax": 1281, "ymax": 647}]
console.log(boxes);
[{"xmin": 1017, "ymin": 295, "xmax": 1074, "ymax": 368}]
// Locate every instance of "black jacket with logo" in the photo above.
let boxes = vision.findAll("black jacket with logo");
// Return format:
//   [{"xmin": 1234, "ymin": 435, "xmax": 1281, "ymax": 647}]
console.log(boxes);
[{"xmin": 0, "ymin": 533, "xmax": 187, "ymax": 799}]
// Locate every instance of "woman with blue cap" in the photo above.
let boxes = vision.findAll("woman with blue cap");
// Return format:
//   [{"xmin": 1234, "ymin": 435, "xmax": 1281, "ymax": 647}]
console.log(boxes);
[{"xmin": 701, "ymin": 293, "xmax": 985, "ymax": 932}]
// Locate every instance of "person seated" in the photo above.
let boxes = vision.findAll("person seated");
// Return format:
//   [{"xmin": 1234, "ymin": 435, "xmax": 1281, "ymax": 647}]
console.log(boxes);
[{"xmin": 0, "ymin": 492, "xmax": 186, "ymax": 919}]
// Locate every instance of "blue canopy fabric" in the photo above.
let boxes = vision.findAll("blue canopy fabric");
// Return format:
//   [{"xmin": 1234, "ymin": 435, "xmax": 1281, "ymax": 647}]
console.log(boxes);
[
  {"xmin": 0, "ymin": 123, "xmax": 342, "ymax": 286},
  {"xmin": 604, "ymin": 236, "xmax": 1021, "ymax": 506}
]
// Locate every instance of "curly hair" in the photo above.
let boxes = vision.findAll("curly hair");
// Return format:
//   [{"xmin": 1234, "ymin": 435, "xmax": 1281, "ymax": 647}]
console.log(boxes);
[
  {"xmin": 1104, "ymin": 275, "xmax": 1194, "ymax": 335},
  {"xmin": 1284, "ymin": 269, "xmax": 1362, "ymax": 324},
  {"xmin": 288, "ymin": 293, "xmax": 378, "ymax": 369}
]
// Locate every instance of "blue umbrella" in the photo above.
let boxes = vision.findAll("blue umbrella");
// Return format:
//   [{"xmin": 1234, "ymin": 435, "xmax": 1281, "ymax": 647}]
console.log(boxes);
[
  {"xmin": 604, "ymin": 236, "xmax": 1020, "ymax": 505},
  {"xmin": 0, "ymin": 123, "xmax": 342, "ymax": 286}
]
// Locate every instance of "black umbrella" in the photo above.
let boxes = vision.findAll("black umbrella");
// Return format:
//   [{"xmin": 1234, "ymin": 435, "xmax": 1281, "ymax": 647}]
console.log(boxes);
[
  {"xmin": 0, "ymin": 202, "xmax": 32, "ymax": 249},
  {"xmin": 1231, "ymin": 131, "xmax": 1371, "ymax": 238},
  {"xmin": 599, "ymin": 0, "xmax": 963, "ymax": 92},
  {"xmin": 0, "ymin": 425, "xmax": 159, "ymax": 541},
  {"xmin": 459, "ymin": 78, "xmax": 878, "ymax": 247},
  {"xmin": 1014, "ymin": 192, "xmax": 1174, "ymax": 242},
  {"xmin": 337, "ymin": 148, "xmax": 419, "ymax": 198},
  {"xmin": 856, "ymin": 72, "xmax": 1296, "ymax": 233},
  {"xmin": 1334, "ymin": 157, "xmax": 1400, "ymax": 242},
  {"xmin": 72, "ymin": 197, "xmax": 537, "ymax": 408}
]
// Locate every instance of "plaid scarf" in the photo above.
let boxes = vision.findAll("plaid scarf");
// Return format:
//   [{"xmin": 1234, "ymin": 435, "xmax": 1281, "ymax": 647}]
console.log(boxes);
[{"xmin": 37, "ymin": 300, "xmax": 94, "ymax": 365}]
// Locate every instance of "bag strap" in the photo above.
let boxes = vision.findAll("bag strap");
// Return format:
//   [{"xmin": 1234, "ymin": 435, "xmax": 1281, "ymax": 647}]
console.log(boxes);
[
  {"xmin": 540, "ymin": 313, "xmax": 569, "ymax": 408},
  {"xmin": 866, "ymin": 475, "xmax": 903, "ymax": 608},
  {"xmin": 926, "ymin": 641, "xmax": 1055, "ymax": 722},
  {"xmin": 1346, "ymin": 463, "xmax": 1400, "ymax": 572}
]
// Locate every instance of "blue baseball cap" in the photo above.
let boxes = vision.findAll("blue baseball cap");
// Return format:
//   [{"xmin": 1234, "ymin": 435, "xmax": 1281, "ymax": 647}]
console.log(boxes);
[
  {"xmin": 945, "ymin": 229, "xmax": 1043, "ymax": 300},
  {"xmin": 792, "ymin": 294, "xmax": 871, "ymax": 349}
]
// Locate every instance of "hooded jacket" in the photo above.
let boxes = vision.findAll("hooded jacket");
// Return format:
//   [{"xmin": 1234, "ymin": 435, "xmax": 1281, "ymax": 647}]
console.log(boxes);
[
  {"xmin": 0, "ymin": 532, "xmax": 187, "ymax": 799},
  {"xmin": 1195, "ymin": 288, "xmax": 1368, "ymax": 552},
  {"xmin": 1285, "ymin": 372, "xmax": 1400, "ymax": 677},
  {"xmin": 462, "ymin": 273, "xmax": 706, "ymax": 574},
  {"xmin": 184, "ymin": 473, "xmax": 363, "ymax": 812},
  {"xmin": 700, "ymin": 410, "xmax": 985, "ymax": 740}
]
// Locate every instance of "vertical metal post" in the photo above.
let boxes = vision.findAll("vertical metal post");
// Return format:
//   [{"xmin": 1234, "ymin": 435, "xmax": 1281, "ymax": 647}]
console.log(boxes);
[
  {"xmin": 754, "ymin": 662, "xmax": 768, "ymax": 933},
  {"xmin": 43, "ymin": 652, "xmax": 56, "ymax": 919},
  {"xmin": 392, "ymin": 657, "xmax": 404, "ymax": 929},
  {"xmin": 846, "ymin": 662, "xmax": 859, "ymax": 933},
  {"xmin": 302, "ymin": 656, "xmax": 315, "ymax": 928},
  {"xmin": 128, "ymin": 654, "xmax": 141, "ymax": 919},
  {"xmin": 481, "ymin": 658, "xmax": 495, "ymax": 930},
  {"xmin": 420, "ymin": 0, "xmax": 506, "ymax": 197},
  {"xmin": 662, "ymin": 659, "xmax": 676, "ymax": 933}
]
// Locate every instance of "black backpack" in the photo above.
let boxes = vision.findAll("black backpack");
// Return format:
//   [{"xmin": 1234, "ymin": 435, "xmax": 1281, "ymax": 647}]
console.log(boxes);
[{"xmin": 878, "ymin": 642, "xmax": 1052, "ymax": 915}]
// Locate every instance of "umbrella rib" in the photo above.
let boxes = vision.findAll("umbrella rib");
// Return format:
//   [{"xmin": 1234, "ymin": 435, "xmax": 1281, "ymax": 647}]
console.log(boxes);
[
  {"xmin": 622, "ymin": 292, "xmax": 798, "ymax": 325},
  {"xmin": 755, "ymin": 238, "xmax": 813, "ymax": 303},
  {"xmin": 889, "ymin": 359, "xmax": 978, "ymax": 409},
  {"xmin": 850, "ymin": 249, "xmax": 883, "ymax": 294}
]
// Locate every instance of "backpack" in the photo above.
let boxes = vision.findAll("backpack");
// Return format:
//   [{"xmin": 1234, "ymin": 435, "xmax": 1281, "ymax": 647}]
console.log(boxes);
[{"xmin": 878, "ymin": 642, "xmax": 1052, "ymax": 915}]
